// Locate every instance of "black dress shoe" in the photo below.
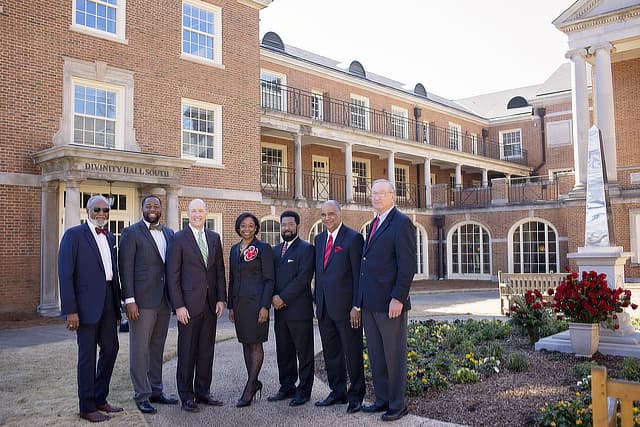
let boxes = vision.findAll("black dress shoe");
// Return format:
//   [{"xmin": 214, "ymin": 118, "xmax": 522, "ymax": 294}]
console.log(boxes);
[
  {"xmin": 362, "ymin": 402, "xmax": 389, "ymax": 413},
  {"xmin": 267, "ymin": 390, "xmax": 296, "ymax": 402},
  {"xmin": 381, "ymin": 406, "xmax": 409, "ymax": 422},
  {"xmin": 315, "ymin": 395, "xmax": 348, "ymax": 407},
  {"xmin": 181, "ymin": 400, "xmax": 199, "ymax": 412},
  {"xmin": 289, "ymin": 396, "xmax": 309, "ymax": 406},
  {"xmin": 346, "ymin": 401, "xmax": 362, "ymax": 414},
  {"xmin": 195, "ymin": 394, "xmax": 223, "ymax": 406},
  {"xmin": 136, "ymin": 400, "xmax": 157, "ymax": 414},
  {"xmin": 149, "ymin": 393, "xmax": 179, "ymax": 405}
]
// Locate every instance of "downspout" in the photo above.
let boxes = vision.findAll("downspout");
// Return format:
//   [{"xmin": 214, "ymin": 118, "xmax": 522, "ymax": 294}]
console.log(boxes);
[{"xmin": 531, "ymin": 107, "xmax": 546, "ymax": 176}]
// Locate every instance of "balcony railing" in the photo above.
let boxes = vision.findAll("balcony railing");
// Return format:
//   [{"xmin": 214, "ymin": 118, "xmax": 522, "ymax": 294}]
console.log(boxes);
[
  {"xmin": 261, "ymin": 164, "xmax": 294, "ymax": 199},
  {"xmin": 507, "ymin": 177, "xmax": 559, "ymax": 204},
  {"xmin": 260, "ymin": 80, "xmax": 528, "ymax": 165},
  {"xmin": 301, "ymin": 170, "xmax": 347, "ymax": 204}
]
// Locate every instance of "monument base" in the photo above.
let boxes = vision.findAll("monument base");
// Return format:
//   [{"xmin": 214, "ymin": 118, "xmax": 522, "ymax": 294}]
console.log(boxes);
[
  {"xmin": 535, "ymin": 327, "xmax": 640, "ymax": 358},
  {"xmin": 567, "ymin": 246, "xmax": 631, "ymax": 289}
]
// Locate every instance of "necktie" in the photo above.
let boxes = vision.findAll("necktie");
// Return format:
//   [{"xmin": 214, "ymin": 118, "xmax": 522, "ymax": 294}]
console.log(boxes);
[
  {"xmin": 323, "ymin": 234, "xmax": 333, "ymax": 270},
  {"xmin": 368, "ymin": 216, "xmax": 380, "ymax": 242},
  {"xmin": 197, "ymin": 231, "xmax": 208, "ymax": 266},
  {"xmin": 149, "ymin": 223, "xmax": 162, "ymax": 231},
  {"xmin": 281, "ymin": 241, "xmax": 288, "ymax": 257},
  {"xmin": 95, "ymin": 227, "xmax": 108, "ymax": 236}
]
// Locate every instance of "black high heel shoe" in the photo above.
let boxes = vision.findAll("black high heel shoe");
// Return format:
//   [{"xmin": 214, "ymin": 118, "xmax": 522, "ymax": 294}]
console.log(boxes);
[{"xmin": 236, "ymin": 380, "xmax": 262, "ymax": 407}]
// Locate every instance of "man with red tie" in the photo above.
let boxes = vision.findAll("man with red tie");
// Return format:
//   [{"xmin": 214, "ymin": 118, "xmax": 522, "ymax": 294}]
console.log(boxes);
[
  {"xmin": 313, "ymin": 200, "xmax": 365, "ymax": 414},
  {"xmin": 58, "ymin": 195, "xmax": 123, "ymax": 423}
]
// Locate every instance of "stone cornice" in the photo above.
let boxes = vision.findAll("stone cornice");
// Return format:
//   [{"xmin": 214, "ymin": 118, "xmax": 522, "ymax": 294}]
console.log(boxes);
[
  {"xmin": 237, "ymin": 0, "xmax": 272, "ymax": 10},
  {"xmin": 557, "ymin": 7, "xmax": 640, "ymax": 34}
]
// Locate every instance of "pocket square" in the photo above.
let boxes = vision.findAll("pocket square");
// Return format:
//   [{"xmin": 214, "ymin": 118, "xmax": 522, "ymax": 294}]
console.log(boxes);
[
  {"xmin": 334, "ymin": 246, "xmax": 343, "ymax": 253},
  {"xmin": 287, "ymin": 259, "xmax": 295, "ymax": 263}
]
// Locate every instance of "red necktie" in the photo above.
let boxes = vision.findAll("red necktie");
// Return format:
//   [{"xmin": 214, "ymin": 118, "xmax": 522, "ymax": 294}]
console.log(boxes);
[
  {"xmin": 368, "ymin": 216, "xmax": 380, "ymax": 242},
  {"xmin": 281, "ymin": 241, "xmax": 288, "ymax": 257},
  {"xmin": 95, "ymin": 227, "xmax": 108, "ymax": 236},
  {"xmin": 323, "ymin": 234, "xmax": 333, "ymax": 269}
]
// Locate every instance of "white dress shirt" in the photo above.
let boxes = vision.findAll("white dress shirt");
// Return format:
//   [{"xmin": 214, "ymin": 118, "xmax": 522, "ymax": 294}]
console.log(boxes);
[{"xmin": 88, "ymin": 221, "xmax": 113, "ymax": 281}]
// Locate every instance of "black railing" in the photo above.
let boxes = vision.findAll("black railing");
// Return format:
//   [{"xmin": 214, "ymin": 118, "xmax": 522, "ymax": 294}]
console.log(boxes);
[
  {"xmin": 508, "ymin": 177, "xmax": 559, "ymax": 204},
  {"xmin": 301, "ymin": 170, "xmax": 347, "ymax": 204},
  {"xmin": 260, "ymin": 164, "xmax": 294, "ymax": 199},
  {"xmin": 260, "ymin": 80, "xmax": 528, "ymax": 165},
  {"xmin": 453, "ymin": 186, "xmax": 492, "ymax": 207}
]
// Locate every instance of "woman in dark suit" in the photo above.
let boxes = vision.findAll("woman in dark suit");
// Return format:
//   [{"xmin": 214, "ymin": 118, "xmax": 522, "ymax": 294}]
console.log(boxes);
[{"xmin": 228, "ymin": 212, "xmax": 275, "ymax": 407}]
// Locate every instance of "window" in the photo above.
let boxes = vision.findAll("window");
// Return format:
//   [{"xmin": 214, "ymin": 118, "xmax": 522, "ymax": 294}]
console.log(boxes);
[
  {"xmin": 182, "ymin": 1, "xmax": 222, "ymax": 65},
  {"xmin": 308, "ymin": 220, "xmax": 326, "ymax": 243},
  {"xmin": 73, "ymin": 83, "xmax": 118, "ymax": 148},
  {"xmin": 350, "ymin": 95, "xmax": 369, "ymax": 130},
  {"xmin": 470, "ymin": 133, "xmax": 478, "ymax": 155},
  {"xmin": 181, "ymin": 99, "xmax": 222, "ymax": 164},
  {"xmin": 394, "ymin": 165, "xmax": 410, "ymax": 201},
  {"xmin": 311, "ymin": 90, "xmax": 323, "ymax": 120},
  {"xmin": 448, "ymin": 123, "xmax": 461, "ymax": 151},
  {"xmin": 422, "ymin": 122, "xmax": 430, "ymax": 144},
  {"xmin": 448, "ymin": 223, "xmax": 491, "ymax": 277},
  {"xmin": 261, "ymin": 70, "xmax": 286, "ymax": 112},
  {"xmin": 261, "ymin": 143, "xmax": 287, "ymax": 189},
  {"xmin": 391, "ymin": 106, "xmax": 408, "ymax": 139},
  {"xmin": 260, "ymin": 218, "xmax": 281, "ymax": 246},
  {"xmin": 72, "ymin": 0, "xmax": 126, "ymax": 42},
  {"xmin": 631, "ymin": 209, "xmax": 640, "ymax": 264},
  {"xmin": 510, "ymin": 220, "xmax": 558, "ymax": 273},
  {"xmin": 415, "ymin": 224, "xmax": 428, "ymax": 277},
  {"xmin": 500, "ymin": 129, "xmax": 523, "ymax": 159},
  {"xmin": 181, "ymin": 213, "xmax": 223, "ymax": 242},
  {"xmin": 352, "ymin": 159, "xmax": 370, "ymax": 196}
]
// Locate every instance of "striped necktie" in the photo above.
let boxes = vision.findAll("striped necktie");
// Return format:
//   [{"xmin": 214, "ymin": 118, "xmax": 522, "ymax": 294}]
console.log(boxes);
[
  {"xmin": 197, "ymin": 231, "xmax": 208, "ymax": 266},
  {"xmin": 368, "ymin": 216, "xmax": 380, "ymax": 243},
  {"xmin": 323, "ymin": 234, "xmax": 333, "ymax": 269},
  {"xmin": 281, "ymin": 241, "xmax": 288, "ymax": 257}
]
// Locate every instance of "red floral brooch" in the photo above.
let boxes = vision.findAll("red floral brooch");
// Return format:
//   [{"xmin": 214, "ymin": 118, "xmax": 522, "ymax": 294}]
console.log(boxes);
[{"xmin": 244, "ymin": 245, "xmax": 258, "ymax": 262}]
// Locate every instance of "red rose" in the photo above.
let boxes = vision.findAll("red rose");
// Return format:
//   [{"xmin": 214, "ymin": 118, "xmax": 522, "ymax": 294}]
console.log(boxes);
[{"xmin": 243, "ymin": 245, "xmax": 258, "ymax": 262}]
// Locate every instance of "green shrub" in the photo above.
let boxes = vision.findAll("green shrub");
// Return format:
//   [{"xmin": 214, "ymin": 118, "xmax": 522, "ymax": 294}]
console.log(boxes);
[
  {"xmin": 539, "ymin": 318, "xmax": 569, "ymax": 337},
  {"xmin": 506, "ymin": 352, "xmax": 528, "ymax": 372},
  {"xmin": 480, "ymin": 341, "xmax": 504, "ymax": 359},
  {"xmin": 572, "ymin": 361, "xmax": 598, "ymax": 379},
  {"xmin": 452, "ymin": 367, "xmax": 479, "ymax": 384},
  {"xmin": 620, "ymin": 357, "xmax": 640, "ymax": 382}
]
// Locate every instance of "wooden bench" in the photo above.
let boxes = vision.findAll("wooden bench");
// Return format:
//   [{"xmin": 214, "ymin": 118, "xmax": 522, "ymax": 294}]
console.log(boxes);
[
  {"xmin": 497, "ymin": 271, "xmax": 565, "ymax": 315},
  {"xmin": 592, "ymin": 365, "xmax": 640, "ymax": 427}
]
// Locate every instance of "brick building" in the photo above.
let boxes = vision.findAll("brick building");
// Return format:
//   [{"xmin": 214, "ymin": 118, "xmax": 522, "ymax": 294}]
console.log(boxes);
[{"xmin": 0, "ymin": 0, "xmax": 639, "ymax": 315}]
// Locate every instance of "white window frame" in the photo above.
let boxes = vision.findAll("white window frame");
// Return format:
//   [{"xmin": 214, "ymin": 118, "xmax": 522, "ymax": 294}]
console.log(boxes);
[
  {"xmin": 71, "ymin": 78, "xmax": 122, "ymax": 149},
  {"xmin": 422, "ymin": 122, "xmax": 430, "ymax": 144},
  {"xmin": 470, "ymin": 132, "xmax": 478, "ymax": 155},
  {"xmin": 261, "ymin": 142, "xmax": 288, "ymax": 189},
  {"xmin": 447, "ymin": 221, "xmax": 492, "ymax": 279},
  {"xmin": 311, "ymin": 90, "xmax": 323, "ymax": 121},
  {"xmin": 308, "ymin": 220, "xmax": 326, "ymax": 243},
  {"xmin": 260, "ymin": 69, "xmax": 287, "ymax": 112},
  {"xmin": 448, "ymin": 122, "xmax": 461, "ymax": 151},
  {"xmin": 71, "ymin": 0, "xmax": 128, "ymax": 44},
  {"xmin": 54, "ymin": 58, "xmax": 138, "ymax": 151},
  {"xmin": 391, "ymin": 106, "xmax": 408, "ymax": 139},
  {"xmin": 181, "ymin": 98, "xmax": 223, "ymax": 166},
  {"xmin": 631, "ymin": 209, "xmax": 640, "ymax": 264},
  {"xmin": 394, "ymin": 164, "xmax": 410, "ymax": 201},
  {"xmin": 415, "ymin": 223, "xmax": 429, "ymax": 278},
  {"xmin": 260, "ymin": 216, "xmax": 281, "ymax": 246},
  {"xmin": 499, "ymin": 128, "xmax": 523, "ymax": 160},
  {"xmin": 180, "ymin": 212, "xmax": 223, "ymax": 243},
  {"xmin": 350, "ymin": 94, "xmax": 369, "ymax": 131},
  {"xmin": 352, "ymin": 157, "xmax": 371, "ymax": 197},
  {"xmin": 181, "ymin": 0, "xmax": 223, "ymax": 67},
  {"xmin": 508, "ymin": 218, "xmax": 560, "ymax": 274}
]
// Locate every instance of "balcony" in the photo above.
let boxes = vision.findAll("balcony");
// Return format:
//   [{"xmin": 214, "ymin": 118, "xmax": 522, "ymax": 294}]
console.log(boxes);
[{"xmin": 260, "ymin": 80, "xmax": 528, "ymax": 165}]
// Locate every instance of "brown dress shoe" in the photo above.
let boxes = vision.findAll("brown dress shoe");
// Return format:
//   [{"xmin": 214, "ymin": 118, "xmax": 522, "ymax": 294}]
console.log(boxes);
[
  {"xmin": 79, "ymin": 411, "xmax": 110, "ymax": 422},
  {"xmin": 96, "ymin": 402, "xmax": 124, "ymax": 413}
]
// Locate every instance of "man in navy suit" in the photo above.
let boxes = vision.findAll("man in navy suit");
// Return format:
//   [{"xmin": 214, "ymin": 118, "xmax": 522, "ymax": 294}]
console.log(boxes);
[
  {"xmin": 119, "ymin": 195, "xmax": 178, "ymax": 414},
  {"xmin": 314, "ymin": 200, "xmax": 365, "ymax": 414},
  {"xmin": 358, "ymin": 179, "xmax": 416, "ymax": 422},
  {"xmin": 58, "ymin": 195, "xmax": 123, "ymax": 423},
  {"xmin": 270, "ymin": 210, "xmax": 315, "ymax": 406},
  {"xmin": 167, "ymin": 198, "xmax": 226, "ymax": 413}
]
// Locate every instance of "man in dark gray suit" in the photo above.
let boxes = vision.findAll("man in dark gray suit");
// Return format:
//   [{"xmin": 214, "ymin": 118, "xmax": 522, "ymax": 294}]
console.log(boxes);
[
  {"xmin": 269, "ymin": 210, "xmax": 315, "ymax": 407},
  {"xmin": 119, "ymin": 195, "xmax": 178, "ymax": 414}
]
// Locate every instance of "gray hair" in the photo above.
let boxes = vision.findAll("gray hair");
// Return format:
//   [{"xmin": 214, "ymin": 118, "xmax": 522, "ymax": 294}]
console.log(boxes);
[
  {"xmin": 86, "ymin": 195, "xmax": 110, "ymax": 209},
  {"xmin": 372, "ymin": 179, "xmax": 395, "ymax": 194},
  {"xmin": 322, "ymin": 199, "xmax": 341, "ymax": 211}
]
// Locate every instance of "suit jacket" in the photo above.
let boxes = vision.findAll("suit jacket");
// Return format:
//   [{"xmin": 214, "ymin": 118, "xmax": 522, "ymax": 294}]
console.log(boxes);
[
  {"xmin": 228, "ymin": 238, "xmax": 275, "ymax": 311},
  {"xmin": 166, "ymin": 227, "xmax": 226, "ymax": 317},
  {"xmin": 118, "ymin": 220, "xmax": 174, "ymax": 309},
  {"xmin": 357, "ymin": 207, "xmax": 416, "ymax": 313},
  {"xmin": 58, "ymin": 222, "xmax": 121, "ymax": 324},
  {"xmin": 273, "ymin": 238, "xmax": 315, "ymax": 321},
  {"xmin": 314, "ymin": 225, "xmax": 364, "ymax": 321}
]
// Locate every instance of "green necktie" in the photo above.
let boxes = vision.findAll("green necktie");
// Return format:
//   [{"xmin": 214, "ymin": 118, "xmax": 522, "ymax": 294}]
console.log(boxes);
[{"xmin": 197, "ymin": 231, "xmax": 208, "ymax": 266}]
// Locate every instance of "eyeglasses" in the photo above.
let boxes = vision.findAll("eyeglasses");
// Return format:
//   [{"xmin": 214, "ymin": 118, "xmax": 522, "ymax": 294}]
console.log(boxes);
[
  {"xmin": 370, "ymin": 191, "xmax": 392, "ymax": 198},
  {"xmin": 92, "ymin": 207, "xmax": 110, "ymax": 213}
]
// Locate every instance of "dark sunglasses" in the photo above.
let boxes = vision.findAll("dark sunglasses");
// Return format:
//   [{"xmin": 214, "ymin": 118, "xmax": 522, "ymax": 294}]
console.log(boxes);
[{"xmin": 92, "ymin": 207, "xmax": 110, "ymax": 213}]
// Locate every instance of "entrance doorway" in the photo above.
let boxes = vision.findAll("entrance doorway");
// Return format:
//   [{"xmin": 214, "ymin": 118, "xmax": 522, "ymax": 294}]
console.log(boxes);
[{"xmin": 312, "ymin": 155, "xmax": 330, "ymax": 200}]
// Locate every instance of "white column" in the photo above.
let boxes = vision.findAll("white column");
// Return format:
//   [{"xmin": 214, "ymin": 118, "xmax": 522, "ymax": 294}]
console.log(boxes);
[
  {"xmin": 455, "ymin": 164, "xmax": 462, "ymax": 188},
  {"xmin": 293, "ymin": 133, "xmax": 304, "ymax": 199},
  {"xmin": 482, "ymin": 169, "xmax": 488, "ymax": 187},
  {"xmin": 591, "ymin": 43, "xmax": 618, "ymax": 186},
  {"xmin": 345, "ymin": 143, "xmax": 353, "ymax": 204},
  {"xmin": 567, "ymin": 48, "xmax": 590, "ymax": 192},
  {"xmin": 64, "ymin": 178, "xmax": 82, "ymax": 230},
  {"xmin": 165, "ymin": 186, "xmax": 180, "ymax": 232},
  {"xmin": 39, "ymin": 181, "xmax": 61, "ymax": 316},
  {"xmin": 387, "ymin": 151, "xmax": 395, "ymax": 185},
  {"xmin": 424, "ymin": 158, "xmax": 432, "ymax": 208}
]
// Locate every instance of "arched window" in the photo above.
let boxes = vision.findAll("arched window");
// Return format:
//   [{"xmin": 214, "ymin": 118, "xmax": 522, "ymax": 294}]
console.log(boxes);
[
  {"xmin": 448, "ymin": 222, "xmax": 491, "ymax": 278},
  {"xmin": 415, "ymin": 224, "xmax": 428, "ymax": 277},
  {"xmin": 360, "ymin": 220, "xmax": 372, "ymax": 240},
  {"xmin": 308, "ymin": 220, "xmax": 326, "ymax": 244},
  {"xmin": 260, "ymin": 218, "xmax": 280, "ymax": 246},
  {"xmin": 509, "ymin": 220, "xmax": 559, "ymax": 273}
]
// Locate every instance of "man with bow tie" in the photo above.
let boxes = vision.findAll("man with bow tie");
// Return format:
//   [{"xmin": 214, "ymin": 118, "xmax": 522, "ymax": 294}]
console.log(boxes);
[
  {"xmin": 313, "ymin": 200, "xmax": 365, "ymax": 414},
  {"xmin": 119, "ymin": 195, "xmax": 178, "ymax": 414},
  {"xmin": 58, "ymin": 195, "xmax": 123, "ymax": 423}
]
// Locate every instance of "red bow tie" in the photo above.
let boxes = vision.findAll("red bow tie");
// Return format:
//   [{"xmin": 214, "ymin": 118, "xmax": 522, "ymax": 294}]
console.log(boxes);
[{"xmin": 95, "ymin": 227, "xmax": 108, "ymax": 236}]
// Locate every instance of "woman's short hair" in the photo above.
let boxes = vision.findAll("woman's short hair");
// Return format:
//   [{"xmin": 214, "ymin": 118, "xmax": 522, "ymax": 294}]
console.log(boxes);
[{"xmin": 234, "ymin": 212, "xmax": 260, "ymax": 237}]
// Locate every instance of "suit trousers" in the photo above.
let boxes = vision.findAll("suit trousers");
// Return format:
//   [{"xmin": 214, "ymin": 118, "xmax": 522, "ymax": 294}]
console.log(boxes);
[
  {"xmin": 129, "ymin": 300, "xmax": 171, "ymax": 402},
  {"xmin": 76, "ymin": 284, "xmax": 119, "ymax": 413},
  {"xmin": 176, "ymin": 307, "xmax": 217, "ymax": 401},
  {"xmin": 362, "ymin": 309, "xmax": 408, "ymax": 411},
  {"xmin": 317, "ymin": 306, "xmax": 365, "ymax": 403},
  {"xmin": 274, "ymin": 318, "xmax": 314, "ymax": 398}
]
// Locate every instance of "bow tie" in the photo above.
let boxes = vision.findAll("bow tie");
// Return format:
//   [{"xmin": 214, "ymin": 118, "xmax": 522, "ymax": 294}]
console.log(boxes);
[
  {"xmin": 149, "ymin": 223, "xmax": 162, "ymax": 231},
  {"xmin": 95, "ymin": 227, "xmax": 108, "ymax": 236}
]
